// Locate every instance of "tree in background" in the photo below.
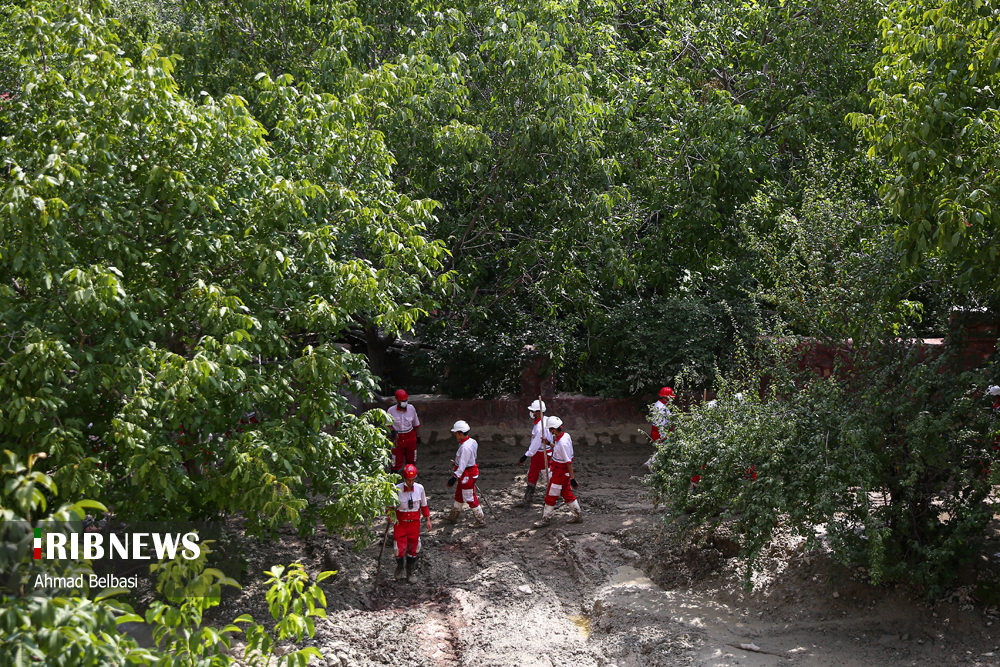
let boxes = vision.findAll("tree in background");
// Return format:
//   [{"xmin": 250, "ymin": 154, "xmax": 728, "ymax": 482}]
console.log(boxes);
[
  {"xmin": 385, "ymin": 0, "xmax": 886, "ymax": 396},
  {"xmin": 852, "ymin": 0, "xmax": 1000, "ymax": 292},
  {"xmin": 95, "ymin": 0, "xmax": 896, "ymax": 399}
]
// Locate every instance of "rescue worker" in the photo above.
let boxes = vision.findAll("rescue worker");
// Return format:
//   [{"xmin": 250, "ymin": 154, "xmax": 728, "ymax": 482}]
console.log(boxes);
[
  {"xmin": 390, "ymin": 463, "xmax": 432, "ymax": 583},
  {"xmin": 445, "ymin": 420, "xmax": 485, "ymax": 528},
  {"xmin": 989, "ymin": 385, "xmax": 1000, "ymax": 411},
  {"xmin": 649, "ymin": 386, "xmax": 673, "ymax": 441},
  {"xmin": 388, "ymin": 389, "xmax": 421, "ymax": 473},
  {"xmin": 514, "ymin": 399, "xmax": 551, "ymax": 507},
  {"xmin": 533, "ymin": 416, "xmax": 582, "ymax": 527}
]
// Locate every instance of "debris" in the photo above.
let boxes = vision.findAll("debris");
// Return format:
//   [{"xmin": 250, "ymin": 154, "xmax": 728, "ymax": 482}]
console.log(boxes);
[
  {"xmin": 740, "ymin": 643, "xmax": 759, "ymax": 651},
  {"xmin": 518, "ymin": 584, "xmax": 533, "ymax": 595}
]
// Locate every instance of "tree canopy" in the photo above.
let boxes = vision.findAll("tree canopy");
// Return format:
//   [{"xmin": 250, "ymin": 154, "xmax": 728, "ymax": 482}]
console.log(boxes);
[
  {"xmin": 852, "ymin": 0, "xmax": 1000, "ymax": 291},
  {"xmin": 1, "ymin": 0, "xmax": 445, "ymax": 533}
]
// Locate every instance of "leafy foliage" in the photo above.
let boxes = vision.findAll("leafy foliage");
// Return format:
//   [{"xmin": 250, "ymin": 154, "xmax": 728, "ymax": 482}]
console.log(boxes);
[
  {"xmin": 360, "ymin": 0, "xmax": 886, "ymax": 395},
  {"xmin": 851, "ymin": 0, "xmax": 1000, "ymax": 290},
  {"xmin": 1, "ymin": 0, "xmax": 446, "ymax": 533},
  {"xmin": 0, "ymin": 451, "xmax": 107, "ymax": 596},
  {"xmin": 145, "ymin": 556, "xmax": 331, "ymax": 667},
  {"xmin": 645, "ymin": 156, "xmax": 997, "ymax": 595},
  {"xmin": 1, "ymin": 451, "xmax": 332, "ymax": 667},
  {"xmin": 648, "ymin": 345, "xmax": 993, "ymax": 597},
  {"xmin": 237, "ymin": 564, "xmax": 332, "ymax": 667},
  {"xmin": 1, "ymin": 451, "xmax": 146, "ymax": 667},
  {"xmin": 573, "ymin": 292, "xmax": 756, "ymax": 397}
]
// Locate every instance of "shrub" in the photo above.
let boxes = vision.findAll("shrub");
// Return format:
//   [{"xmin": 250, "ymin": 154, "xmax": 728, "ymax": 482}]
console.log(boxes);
[{"xmin": 646, "ymin": 341, "xmax": 996, "ymax": 596}]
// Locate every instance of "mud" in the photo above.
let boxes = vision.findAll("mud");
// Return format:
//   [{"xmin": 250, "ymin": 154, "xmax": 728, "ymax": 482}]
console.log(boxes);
[{"xmin": 206, "ymin": 435, "xmax": 1000, "ymax": 667}]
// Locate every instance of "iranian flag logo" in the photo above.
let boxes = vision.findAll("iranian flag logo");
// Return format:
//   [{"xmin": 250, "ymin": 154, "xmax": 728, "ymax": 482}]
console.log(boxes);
[{"xmin": 34, "ymin": 527, "xmax": 42, "ymax": 559}]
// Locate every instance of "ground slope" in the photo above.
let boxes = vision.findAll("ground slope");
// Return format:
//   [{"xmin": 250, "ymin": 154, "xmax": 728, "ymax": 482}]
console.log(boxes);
[{"xmin": 209, "ymin": 438, "xmax": 1000, "ymax": 667}]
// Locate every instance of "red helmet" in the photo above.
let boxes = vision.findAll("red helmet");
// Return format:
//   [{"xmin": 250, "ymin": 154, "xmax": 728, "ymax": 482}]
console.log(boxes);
[
  {"xmin": 402, "ymin": 464, "xmax": 418, "ymax": 480},
  {"xmin": 394, "ymin": 389, "xmax": 409, "ymax": 402},
  {"xmin": 659, "ymin": 386, "xmax": 674, "ymax": 399}
]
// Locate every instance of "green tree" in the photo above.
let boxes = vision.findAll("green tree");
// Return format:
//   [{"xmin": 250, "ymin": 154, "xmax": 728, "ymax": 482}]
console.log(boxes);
[
  {"xmin": 396, "ymin": 0, "xmax": 884, "ymax": 396},
  {"xmin": 156, "ymin": 0, "xmax": 886, "ymax": 398},
  {"xmin": 851, "ymin": 0, "xmax": 1000, "ymax": 291},
  {"xmin": 0, "ymin": 0, "xmax": 445, "ymax": 534},
  {"xmin": 1, "ymin": 450, "xmax": 332, "ymax": 667}
]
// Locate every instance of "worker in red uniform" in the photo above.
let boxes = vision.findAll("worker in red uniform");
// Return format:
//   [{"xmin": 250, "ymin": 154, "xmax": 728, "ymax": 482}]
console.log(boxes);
[
  {"xmin": 514, "ymin": 399, "xmax": 551, "ymax": 507},
  {"xmin": 649, "ymin": 386, "xmax": 673, "ymax": 441},
  {"xmin": 444, "ymin": 420, "xmax": 485, "ymax": 528},
  {"xmin": 388, "ymin": 389, "xmax": 420, "ymax": 473},
  {"xmin": 390, "ymin": 464, "xmax": 432, "ymax": 583},
  {"xmin": 533, "ymin": 416, "xmax": 582, "ymax": 527}
]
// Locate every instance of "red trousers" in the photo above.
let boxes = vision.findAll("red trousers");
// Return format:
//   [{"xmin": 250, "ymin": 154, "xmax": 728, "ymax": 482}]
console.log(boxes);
[
  {"xmin": 393, "ymin": 519, "xmax": 421, "ymax": 557},
  {"xmin": 453, "ymin": 464, "xmax": 480, "ymax": 508},
  {"xmin": 544, "ymin": 462, "xmax": 576, "ymax": 505},
  {"xmin": 527, "ymin": 451, "xmax": 549, "ymax": 486},
  {"xmin": 391, "ymin": 430, "xmax": 417, "ymax": 471}
]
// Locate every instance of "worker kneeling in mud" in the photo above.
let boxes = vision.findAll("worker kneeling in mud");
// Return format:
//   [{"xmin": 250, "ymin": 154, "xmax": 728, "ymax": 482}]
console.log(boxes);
[
  {"xmin": 445, "ymin": 420, "xmax": 486, "ymax": 528},
  {"xmin": 391, "ymin": 464, "xmax": 432, "ymax": 583},
  {"xmin": 533, "ymin": 416, "xmax": 583, "ymax": 527}
]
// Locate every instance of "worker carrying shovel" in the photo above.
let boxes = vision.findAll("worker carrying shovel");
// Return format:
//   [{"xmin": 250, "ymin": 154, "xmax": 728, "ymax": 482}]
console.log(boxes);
[
  {"xmin": 389, "ymin": 464, "xmax": 432, "ymax": 583},
  {"xmin": 514, "ymin": 399, "xmax": 551, "ymax": 508},
  {"xmin": 533, "ymin": 416, "xmax": 583, "ymax": 527}
]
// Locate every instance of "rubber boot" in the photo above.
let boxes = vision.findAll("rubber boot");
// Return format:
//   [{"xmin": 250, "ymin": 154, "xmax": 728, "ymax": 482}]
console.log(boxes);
[
  {"xmin": 513, "ymin": 485, "xmax": 535, "ymax": 508},
  {"xmin": 393, "ymin": 557, "xmax": 405, "ymax": 580},
  {"xmin": 405, "ymin": 555, "xmax": 417, "ymax": 583},
  {"xmin": 445, "ymin": 507, "xmax": 461, "ymax": 524},
  {"xmin": 567, "ymin": 499, "xmax": 583, "ymax": 524},
  {"xmin": 533, "ymin": 503, "xmax": 555, "ymax": 528},
  {"xmin": 471, "ymin": 505, "xmax": 486, "ymax": 528}
]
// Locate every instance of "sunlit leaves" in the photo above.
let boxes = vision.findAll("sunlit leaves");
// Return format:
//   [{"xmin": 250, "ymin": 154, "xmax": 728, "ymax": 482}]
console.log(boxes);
[
  {"xmin": 852, "ymin": 0, "xmax": 1000, "ymax": 290},
  {"xmin": 0, "ymin": 0, "xmax": 443, "ymax": 537}
]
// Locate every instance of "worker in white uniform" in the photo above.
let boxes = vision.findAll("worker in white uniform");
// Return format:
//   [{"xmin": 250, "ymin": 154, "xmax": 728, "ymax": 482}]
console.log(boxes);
[
  {"xmin": 533, "ymin": 416, "xmax": 582, "ymax": 527},
  {"xmin": 514, "ymin": 399, "xmax": 551, "ymax": 507},
  {"xmin": 445, "ymin": 420, "xmax": 485, "ymax": 528}
]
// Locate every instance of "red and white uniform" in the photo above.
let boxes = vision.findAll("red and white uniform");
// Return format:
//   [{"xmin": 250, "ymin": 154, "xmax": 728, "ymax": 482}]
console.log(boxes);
[
  {"xmin": 649, "ymin": 399, "xmax": 670, "ymax": 440},
  {"xmin": 523, "ymin": 418, "xmax": 552, "ymax": 486},
  {"xmin": 392, "ymin": 481, "xmax": 429, "ymax": 558},
  {"xmin": 544, "ymin": 432, "xmax": 576, "ymax": 506},
  {"xmin": 388, "ymin": 403, "xmax": 420, "ymax": 470},
  {"xmin": 452, "ymin": 437, "xmax": 480, "ymax": 508}
]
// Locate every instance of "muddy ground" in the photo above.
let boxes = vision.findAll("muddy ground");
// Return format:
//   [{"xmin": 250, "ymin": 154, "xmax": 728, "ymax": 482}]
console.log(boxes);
[{"xmin": 201, "ymin": 438, "xmax": 1000, "ymax": 667}]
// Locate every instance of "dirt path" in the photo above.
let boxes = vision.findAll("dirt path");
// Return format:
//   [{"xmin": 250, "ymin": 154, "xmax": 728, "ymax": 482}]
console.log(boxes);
[{"xmin": 214, "ymin": 439, "xmax": 1000, "ymax": 667}]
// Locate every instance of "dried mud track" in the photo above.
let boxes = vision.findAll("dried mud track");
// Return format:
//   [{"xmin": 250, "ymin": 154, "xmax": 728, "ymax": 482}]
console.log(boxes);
[{"xmin": 219, "ymin": 441, "xmax": 1000, "ymax": 667}]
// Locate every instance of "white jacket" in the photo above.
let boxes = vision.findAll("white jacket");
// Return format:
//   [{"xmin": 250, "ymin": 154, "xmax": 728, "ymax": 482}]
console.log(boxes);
[{"xmin": 453, "ymin": 437, "xmax": 479, "ymax": 477}]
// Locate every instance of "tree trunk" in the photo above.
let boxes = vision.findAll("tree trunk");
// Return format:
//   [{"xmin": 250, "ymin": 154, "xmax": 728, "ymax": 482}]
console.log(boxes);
[{"xmin": 364, "ymin": 324, "xmax": 394, "ymax": 394}]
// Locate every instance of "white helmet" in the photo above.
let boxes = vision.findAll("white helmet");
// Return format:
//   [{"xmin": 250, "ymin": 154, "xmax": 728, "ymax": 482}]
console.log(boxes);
[
  {"xmin": 528, "ymin": 399, "xmax": 546, "ymax": 412},
  {"xmin": 450, "ymin": 420, "xmax": 470, "ymax": 433},
  {"xmin": 989, "ymin": 385, "xmax": 1000, "ymax": 396},
  {"xmin": 545, "ymin": 416, "xmax": 563, "ymax": 430}
]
